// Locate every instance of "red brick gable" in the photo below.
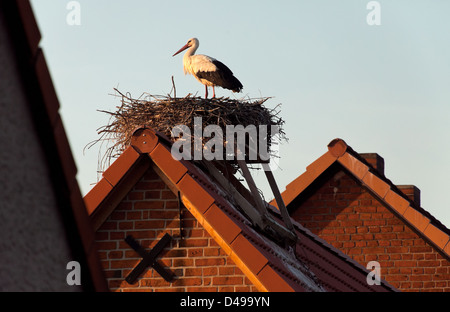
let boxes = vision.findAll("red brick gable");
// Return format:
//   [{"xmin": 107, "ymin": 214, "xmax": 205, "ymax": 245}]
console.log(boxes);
[
  {"xmin": 277, "ymin": 139, "xmax": 450, "ymax": 292},
  {"xmin": 97, "ymin": 167, "xmax": 256, "ymax": 291}
]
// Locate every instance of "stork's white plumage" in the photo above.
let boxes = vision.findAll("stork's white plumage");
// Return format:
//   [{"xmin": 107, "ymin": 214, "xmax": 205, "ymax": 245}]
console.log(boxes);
[{"xmin": 173, "ymin": 38, "xmax": 243, "ymax": 98}]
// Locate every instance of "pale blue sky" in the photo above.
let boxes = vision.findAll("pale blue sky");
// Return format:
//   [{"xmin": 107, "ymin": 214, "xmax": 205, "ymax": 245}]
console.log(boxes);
[{"xmin": 30, "ymin": 1, "xmax": 450, "ymax": 227}]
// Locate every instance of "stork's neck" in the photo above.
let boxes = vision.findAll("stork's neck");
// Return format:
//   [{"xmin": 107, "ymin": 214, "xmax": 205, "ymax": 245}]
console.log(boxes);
[
  {"xmin": 184, "ymin": 44, "xmax": 198, "ymax": 58},
  {"xmin": 182, "ymin": 41, "xmax": 199, "ymax": 75}
]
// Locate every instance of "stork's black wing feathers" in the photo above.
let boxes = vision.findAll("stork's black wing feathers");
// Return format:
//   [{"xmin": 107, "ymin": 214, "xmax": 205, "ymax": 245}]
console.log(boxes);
[{"xmin": 196, "ymin": 60, "xmax": 243, "ymax": 92}]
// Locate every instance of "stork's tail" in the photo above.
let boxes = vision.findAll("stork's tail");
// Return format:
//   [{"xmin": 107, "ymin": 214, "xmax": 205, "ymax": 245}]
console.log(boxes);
[{"xmin": 230, "ymin": 76, "xmax": 243, "ymax": 93}]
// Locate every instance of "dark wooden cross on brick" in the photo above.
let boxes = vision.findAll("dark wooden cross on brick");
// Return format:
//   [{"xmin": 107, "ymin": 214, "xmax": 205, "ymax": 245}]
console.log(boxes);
[{"xmin": 124, "ymin": 233, "xmax": 174, "ymax": 284}]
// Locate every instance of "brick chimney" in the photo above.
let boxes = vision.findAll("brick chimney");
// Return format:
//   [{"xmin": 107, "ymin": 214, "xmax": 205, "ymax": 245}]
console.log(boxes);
[
  {"xmin": 360, "ymin": 153, "xmax": 385, "ymax": 176},
  {"xmin": 397, "ymin": 185, "xmax": 421, "ymax": 207},
  {"xmin": 359, "ymin": 153, "xmax": 420, "ymax": 207}
]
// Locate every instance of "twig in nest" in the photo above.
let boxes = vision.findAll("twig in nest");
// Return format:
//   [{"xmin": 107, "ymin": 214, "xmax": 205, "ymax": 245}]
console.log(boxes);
[{"xmin": 171, "ymin": 75, "xmax": 176, "ymax": 98}]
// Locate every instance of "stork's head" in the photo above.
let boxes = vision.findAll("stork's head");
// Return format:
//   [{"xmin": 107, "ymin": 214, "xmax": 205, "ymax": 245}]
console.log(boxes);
[{"xmin": 173, "ymin": 38, "xmax": 199, "ymax": 56}]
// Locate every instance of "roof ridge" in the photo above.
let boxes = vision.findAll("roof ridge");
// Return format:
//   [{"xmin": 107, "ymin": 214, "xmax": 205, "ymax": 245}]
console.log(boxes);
[
  {"xmin": 277, "ymin": 138, "xmax": 450, "ymax": 259},
  {"xmin": 334, "ymin": 141, "xmax": 448, "ymax": 232}
]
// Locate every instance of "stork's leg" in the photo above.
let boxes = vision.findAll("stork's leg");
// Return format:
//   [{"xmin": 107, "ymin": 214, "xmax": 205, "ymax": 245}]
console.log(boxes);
[
  {"xmin": 205, "ymin": 85, "xmax": 208, "ymax": 99},
  {"xmin": 212, "ymin": 86, "xmax": 216, "ymax": 98}
]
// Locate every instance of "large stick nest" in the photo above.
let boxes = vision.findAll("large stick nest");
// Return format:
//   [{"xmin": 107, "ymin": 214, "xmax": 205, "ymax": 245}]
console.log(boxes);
[{"xmin": 88, "ymin": 89, "xmax": 287, "ymax": 172}]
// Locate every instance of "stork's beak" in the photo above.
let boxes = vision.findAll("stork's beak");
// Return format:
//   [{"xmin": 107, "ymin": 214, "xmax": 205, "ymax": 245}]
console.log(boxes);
[{"xmin": 172, "ymin": 43, "xmax": 190, "ymax": 57}]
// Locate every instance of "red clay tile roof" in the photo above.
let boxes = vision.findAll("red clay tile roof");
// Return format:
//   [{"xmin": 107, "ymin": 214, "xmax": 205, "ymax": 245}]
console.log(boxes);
[
  {"xmin": 273, "ymin": 138, "xmax": 450, "ymax": 259},
  {"xmin": 85, "ymin": 128, "xmax": 395, "ymax": 292},
  {"xmin": 2, "ymin": 0, "xmax": 107, "ymax": 291}
]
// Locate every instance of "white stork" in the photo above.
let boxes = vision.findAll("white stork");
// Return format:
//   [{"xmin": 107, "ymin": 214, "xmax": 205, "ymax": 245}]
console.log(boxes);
[{"xmin": 173, "ymin": 38, "xmax": 243, "ymax": 98}]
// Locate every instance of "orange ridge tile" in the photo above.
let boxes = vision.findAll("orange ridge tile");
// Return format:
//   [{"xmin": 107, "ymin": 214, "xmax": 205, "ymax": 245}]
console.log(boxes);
[
  {"xmin": 384, "ymin": 189, "xmax": 410, "ymax": 215},
  {"xmin": 337, "ymin": 152, "xmax": 369, "ymax": 180},
  {"xmin": 149, "ymin": 143, "xmax": 188, "ymax": 185},
  {"xmin": 203, "ymin": 204, "xmax": 242, "ymax": 245},
  {"xmin": 279, "ymin": 171, "xmax": 317, "ymax": 208},
  {"xmin": 305, "ymin": 151, "xmax": 337, "ymax": 175},
  {"xmin": 230, "ymin": 234, "xmax": 269, "ymax": 276},
  {"xmin": 423, "ymin": 224, "xmax": 450, "ymax": 250},
  {"xmin": 257, "ymin": 264, "xmax": 296, "ymax": 292},
  {"xmin": 402, "ymin": 206, "xmax": 431, "ymax": 233},
  {"xmin": 177, "ymin": 174, "xmax": 216, "ymax": 214},
  {"xmin": 362, "ymin": 171, "xmax": 391, "ymax": 199},
  {"xmin": 102, "ymin": 146, "xmax": 140, "ymax": 187},
  {"xmin": 84, "ymin": 178, "xmax": 113, "ymax": 215}
]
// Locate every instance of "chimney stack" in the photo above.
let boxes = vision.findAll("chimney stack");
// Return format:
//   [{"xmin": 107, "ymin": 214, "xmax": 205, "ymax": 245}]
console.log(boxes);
[
  {"xmin": 359, "ymin": 153, "xmax": 420, "ymax": 207},
  {"xmin": 360, "ymin": 153, "xmax": 385, "ymax": 176},
  {"xmin": 397, "ymin": 185, "xmax": 421, "ymax": 207}
]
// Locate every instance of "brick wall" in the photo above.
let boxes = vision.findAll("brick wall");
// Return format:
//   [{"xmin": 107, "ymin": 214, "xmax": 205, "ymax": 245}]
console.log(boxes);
[
  {"xmin": 290, "ymin": 168, "xmax": 450, "ymax": 292},
  {"xmin": 95, "ymin": 167, "xmax": 256, "ymax": 292}
]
